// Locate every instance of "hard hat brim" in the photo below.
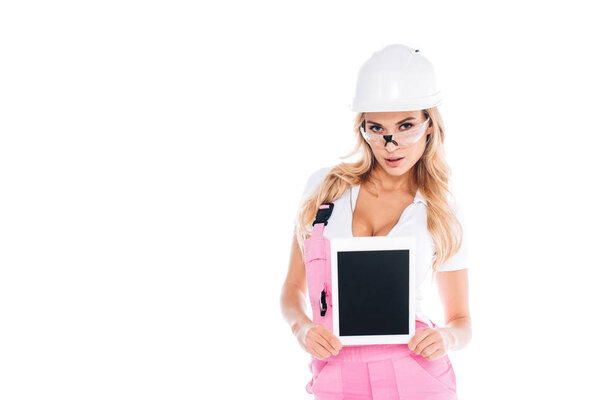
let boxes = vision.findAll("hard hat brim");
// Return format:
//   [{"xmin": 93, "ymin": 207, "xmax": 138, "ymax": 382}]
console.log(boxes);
[{"xmin": 350, "ymin": 93, "xmax": 442, "ymax": 112}]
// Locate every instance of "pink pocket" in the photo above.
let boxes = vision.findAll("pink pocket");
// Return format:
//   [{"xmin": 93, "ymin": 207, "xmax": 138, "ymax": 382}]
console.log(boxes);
[
  {"xmin": 392, "ymin": 356, "xmax": 458, "ymax": 399},
  {"xmin": 408, "ymin": 353, "xmax": 457, "ymax": 394}
]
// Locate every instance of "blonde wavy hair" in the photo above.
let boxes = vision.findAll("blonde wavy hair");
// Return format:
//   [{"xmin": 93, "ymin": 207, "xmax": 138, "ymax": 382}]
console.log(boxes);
[{"xmin": 293, "ymin": 107, "xmax": 464, "ymax": 275}]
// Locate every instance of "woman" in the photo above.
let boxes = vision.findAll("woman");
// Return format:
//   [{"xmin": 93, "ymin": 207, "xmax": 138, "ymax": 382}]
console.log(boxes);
[{"xmin": 280, "ymin": 44, "xmax": 471, "ymax": 400}]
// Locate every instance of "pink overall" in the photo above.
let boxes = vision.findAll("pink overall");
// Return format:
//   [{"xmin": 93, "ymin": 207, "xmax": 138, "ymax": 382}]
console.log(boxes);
[{"xmin": 303, "ymin": 203, "xmax": 458, "ymax": 400}]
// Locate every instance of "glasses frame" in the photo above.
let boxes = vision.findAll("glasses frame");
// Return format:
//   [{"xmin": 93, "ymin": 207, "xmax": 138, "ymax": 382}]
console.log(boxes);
[{"xmin": 360, "ymin": 116, "xmax": 431, "ymax": 148}]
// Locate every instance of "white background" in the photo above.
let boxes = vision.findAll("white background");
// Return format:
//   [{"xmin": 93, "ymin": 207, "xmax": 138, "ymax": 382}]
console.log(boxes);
[{"xmin": 1, "ymin": 1, "xmax": 599, "ymax": 399}]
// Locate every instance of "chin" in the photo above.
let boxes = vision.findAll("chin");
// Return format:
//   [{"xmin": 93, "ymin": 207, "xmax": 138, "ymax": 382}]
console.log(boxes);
[
  {"xmin": 380, "ymin": 163, "xmax": 404, "ymax": 172},
  {"xmin": 387, "ymin": 168, "xmax": 407, "ymax": 174}
]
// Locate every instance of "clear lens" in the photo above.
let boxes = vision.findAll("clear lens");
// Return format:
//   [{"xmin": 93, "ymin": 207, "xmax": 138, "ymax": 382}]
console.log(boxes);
[{"xmin": 361, "ymin": 117, "xmax": 430, "ymax": 148}]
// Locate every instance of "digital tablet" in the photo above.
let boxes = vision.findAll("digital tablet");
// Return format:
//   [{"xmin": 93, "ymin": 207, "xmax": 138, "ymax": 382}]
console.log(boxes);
[{"xmin": 330, "ymin": 236, "xmax": 416, "ymax": 345}]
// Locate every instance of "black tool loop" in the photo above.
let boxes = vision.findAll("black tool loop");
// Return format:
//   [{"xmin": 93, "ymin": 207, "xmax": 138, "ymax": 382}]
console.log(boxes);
[{"xmin": 320, "ymin": 290, "xmax": 327, "ymax": 316}]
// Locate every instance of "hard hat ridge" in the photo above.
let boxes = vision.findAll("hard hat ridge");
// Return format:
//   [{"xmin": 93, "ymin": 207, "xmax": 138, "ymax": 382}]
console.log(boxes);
[{"xmin": 350, "ymin": 44, "xmax": 442, "ymax": 112}]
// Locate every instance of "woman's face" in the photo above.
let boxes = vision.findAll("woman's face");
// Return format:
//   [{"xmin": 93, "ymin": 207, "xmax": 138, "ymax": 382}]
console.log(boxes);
[{"xmin": 363, "ymin": 110, "xmax": 433, "ymax": 178}]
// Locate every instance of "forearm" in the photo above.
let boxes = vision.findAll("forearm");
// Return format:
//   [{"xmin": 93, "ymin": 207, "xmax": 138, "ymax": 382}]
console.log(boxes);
[
  {"xmin": 280, "ymin": 282, "xmax": 313, "ymax": 335},
  {"xmin": 440, "ymin": 316, "xmax": 472, "ymax": 351}
]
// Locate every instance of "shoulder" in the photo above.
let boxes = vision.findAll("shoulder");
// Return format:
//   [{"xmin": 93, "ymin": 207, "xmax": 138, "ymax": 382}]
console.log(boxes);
[
  {"xmin": 298, "ymin": 165, "xmax": 334, "ymax": 206},
  {"xmin": 307, "ymin": 166, "xmax": 333, "ymax": 185}
]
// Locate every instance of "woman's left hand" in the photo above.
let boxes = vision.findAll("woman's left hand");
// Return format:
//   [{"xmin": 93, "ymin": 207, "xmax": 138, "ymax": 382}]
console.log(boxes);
[{"xmin": 407, "ymin": 327, "xmax": 455, "ymax": 361}]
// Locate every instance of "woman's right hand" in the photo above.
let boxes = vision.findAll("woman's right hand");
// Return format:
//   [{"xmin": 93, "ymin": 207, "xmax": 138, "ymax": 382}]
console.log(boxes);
[{"xmin": 293, "ymin": 321, "xmax": 343, "ymax": 360}]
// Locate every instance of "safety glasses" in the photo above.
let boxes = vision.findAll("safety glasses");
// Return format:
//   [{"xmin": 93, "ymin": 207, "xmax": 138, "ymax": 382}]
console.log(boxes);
[{"xmin": 360, "ymin": 117, "xmax": 430, "ymax": 149}]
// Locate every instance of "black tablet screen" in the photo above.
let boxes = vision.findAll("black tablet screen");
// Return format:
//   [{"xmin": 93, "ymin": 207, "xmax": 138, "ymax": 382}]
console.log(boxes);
[{"xmin": 337, "ymin": 249, "xmax": 409, "ymax": 336}]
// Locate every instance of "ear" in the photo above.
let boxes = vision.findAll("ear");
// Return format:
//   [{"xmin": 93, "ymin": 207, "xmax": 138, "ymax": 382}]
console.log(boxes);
[{"xmin": 427, "ymin": 119, "xmax": 434, "ymax": 133}]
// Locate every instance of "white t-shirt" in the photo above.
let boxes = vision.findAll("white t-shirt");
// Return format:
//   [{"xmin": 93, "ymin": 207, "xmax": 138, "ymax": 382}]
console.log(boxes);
[{"xmin": 295, "ymin": 166, "xmax": 469, "ymax": 327}]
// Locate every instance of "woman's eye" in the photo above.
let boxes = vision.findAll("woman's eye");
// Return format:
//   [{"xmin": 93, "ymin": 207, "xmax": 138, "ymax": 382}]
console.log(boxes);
[
  {"xmin": 400, "ymin": 123, "xmax": 414, "ymax": 130},
  {"xmin": 369, "ymin": 126, "xmax": 382, "ymax": 133}
]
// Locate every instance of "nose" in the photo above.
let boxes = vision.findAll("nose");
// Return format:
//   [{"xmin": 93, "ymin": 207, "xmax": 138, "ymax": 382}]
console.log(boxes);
[{"xmin": 383, "ymin": 135, "xmax": 399, "ymax": 149}]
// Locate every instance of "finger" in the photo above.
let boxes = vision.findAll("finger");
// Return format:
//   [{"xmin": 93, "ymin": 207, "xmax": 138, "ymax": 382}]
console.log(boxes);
[
  {"xmin": 328, "ymin": 331, "xmax": 343, "ymax": 350},
  {"xmin": 311, "ymin": 329, "xmax": 333, "ymax": 351},
  {"xmin": 305, "ymin": 330, "xmax": 329, "ymax": 359},
  {"xmin": 308, "ymin": 337, "xmax": 329, "ymax": 359},
  {"xmin": 418, "ymin": 329, "xmax": 447, "ymax": 356},
  {"xmin": 408, "ymin": 328, "xmax": 431, "ymax": 351},
  {"xmin": 408, "ymin": 336, "xmax": 419, "ymax": 351},
  {"xmin": 414, "ymin": 334, "xmax": 437, "ymax": 356},
  {"xmin": 322, "ymin": 332, "xmax": 341, "ymax": 354},
  {"xmin": 312, "ymin": 340, "xmax": 332, "ymax": 359},
  {"xmin": 310, "ymin": 345, "xmax": 329, "ymax": 360},
  {"xmin": 420, "ymin": 341, "xmax": 440, "ymax": 358},
  {"xmin": 320, "ymin": 338, "xmax": 338, "ymax": 356},
  {"xmin": 317, "ymin": 332, "xmax": 339, "ymax": 356},
  {"xmin": 334, "ymin": 336, "xmax": 343, "ymax": 351},
  {"xmin": 325, "ymin": 331, "xmax": 343, "ymax": 351},
  {"xmin": 314, "ymin": 326, "xmax": 340, "ymax": 353},
  {"xmin": 424, "ymin": 347, "xmax": 444, "ymax": 361}
]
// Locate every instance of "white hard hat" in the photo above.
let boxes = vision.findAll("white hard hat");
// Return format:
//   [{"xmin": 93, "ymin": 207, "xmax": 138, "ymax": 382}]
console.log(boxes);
[{"xmin": 350, "ymin": 44, "xmax": 442, "ymax": 112}]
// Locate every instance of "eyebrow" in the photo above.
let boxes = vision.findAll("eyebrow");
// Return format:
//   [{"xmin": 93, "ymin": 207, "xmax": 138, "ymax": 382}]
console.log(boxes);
[{"xmin": 366, "ymin": 117, "xmax": 416, "ymax": 126}]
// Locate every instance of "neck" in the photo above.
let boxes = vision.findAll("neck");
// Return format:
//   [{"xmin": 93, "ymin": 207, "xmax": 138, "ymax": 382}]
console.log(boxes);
[{"xmin": 369, "ymin": 164, "xmax": 415, "ymax": 193}]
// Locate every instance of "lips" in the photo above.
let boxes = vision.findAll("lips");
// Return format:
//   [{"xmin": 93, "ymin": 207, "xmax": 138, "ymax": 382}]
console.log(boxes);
[{"xmin": 385, "ymin": 157, "xmax": 404, "ymax": 161}]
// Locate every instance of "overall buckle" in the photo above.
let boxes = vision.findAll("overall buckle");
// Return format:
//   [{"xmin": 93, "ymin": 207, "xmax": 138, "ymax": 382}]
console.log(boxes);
[{"xmin": 312, "ymin": 203, "xmax": 335, "ymax": 226}]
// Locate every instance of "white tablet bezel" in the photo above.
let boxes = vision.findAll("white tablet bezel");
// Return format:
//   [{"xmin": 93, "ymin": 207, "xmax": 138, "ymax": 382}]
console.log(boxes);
[{"xmin": 330, "ymin": 235, "xmax": 416, "ymax": 345}]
